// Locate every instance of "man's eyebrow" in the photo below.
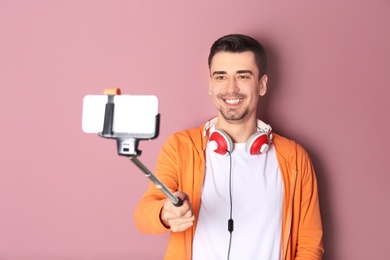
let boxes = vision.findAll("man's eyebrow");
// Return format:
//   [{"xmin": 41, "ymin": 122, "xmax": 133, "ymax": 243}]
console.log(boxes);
[
  {"xmin": 212, "ymin": 70, "xmax": 253, "ymax": 76},
  {"xmin": 212, "ymin": 71, "xmax": 227, "ymax": 76},
  {"xmin": 236, "ymin": 70, "xmax": 253, "ymax": 75}
]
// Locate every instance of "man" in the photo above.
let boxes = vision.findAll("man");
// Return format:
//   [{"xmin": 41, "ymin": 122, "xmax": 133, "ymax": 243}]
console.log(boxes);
[{"xmin": 134, "ymin": 34, "xmax": 324, "ymax": 260}]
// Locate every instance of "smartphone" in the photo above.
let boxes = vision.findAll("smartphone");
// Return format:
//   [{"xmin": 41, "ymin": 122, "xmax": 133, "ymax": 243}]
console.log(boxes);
[{"xmin": 82, "ymin": 95, "xmax": 159, "ymax": 139}]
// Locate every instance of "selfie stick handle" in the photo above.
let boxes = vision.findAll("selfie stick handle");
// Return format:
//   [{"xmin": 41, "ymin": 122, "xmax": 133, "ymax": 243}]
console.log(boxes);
[{"xmin": 129, "ymin": 156, "xmax": 183, "ymax": 207}]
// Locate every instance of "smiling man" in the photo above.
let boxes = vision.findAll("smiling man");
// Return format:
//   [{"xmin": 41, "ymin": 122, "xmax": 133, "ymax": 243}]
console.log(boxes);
[{"xmin": 135, "ymin": 34, "xmax": 324, "ymax": 260}]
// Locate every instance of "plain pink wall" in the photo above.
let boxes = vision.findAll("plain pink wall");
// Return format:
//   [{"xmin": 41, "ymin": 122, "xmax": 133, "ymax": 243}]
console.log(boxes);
[{"xmin": 1, "ymin": 1, "xmax": 389, "ymax": 259}]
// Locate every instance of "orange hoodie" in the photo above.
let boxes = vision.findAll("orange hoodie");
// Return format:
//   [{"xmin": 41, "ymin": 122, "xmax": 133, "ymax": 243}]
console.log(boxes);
[{"xmin": 134, "ymin": 125, "xmax": 324, "ymax": 260}]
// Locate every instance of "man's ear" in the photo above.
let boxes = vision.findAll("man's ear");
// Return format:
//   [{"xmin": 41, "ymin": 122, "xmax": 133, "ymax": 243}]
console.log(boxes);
[
  {"xmin": 259, "ymin": 74, "xmax": 268, "ymax": 96},
  {"xmin": 208, "ymin": 77, "xmax": 212, "ymax": 95}
]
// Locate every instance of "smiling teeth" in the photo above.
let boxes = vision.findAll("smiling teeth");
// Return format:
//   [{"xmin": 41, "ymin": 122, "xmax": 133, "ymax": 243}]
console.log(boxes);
[{"xmin": 226, "ymin": 99, "xmax": 240, "ymax": 104}]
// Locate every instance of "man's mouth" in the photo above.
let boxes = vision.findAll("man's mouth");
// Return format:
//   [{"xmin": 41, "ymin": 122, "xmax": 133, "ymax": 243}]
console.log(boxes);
[{"xmin": 224, "ymin": 98, "xmax": 241, "ymax": 104}]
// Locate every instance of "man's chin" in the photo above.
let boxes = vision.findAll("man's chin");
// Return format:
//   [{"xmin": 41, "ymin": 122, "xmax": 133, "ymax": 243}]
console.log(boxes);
[{"xmin": 220, "ymin": 112, "xmax": 247, "ymax": 123}]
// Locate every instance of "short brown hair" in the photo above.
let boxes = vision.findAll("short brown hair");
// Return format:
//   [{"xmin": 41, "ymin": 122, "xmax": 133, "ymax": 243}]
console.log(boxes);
[{"xmin": 208, "ymin": 34, "xmax": 267, "ymax": 78}]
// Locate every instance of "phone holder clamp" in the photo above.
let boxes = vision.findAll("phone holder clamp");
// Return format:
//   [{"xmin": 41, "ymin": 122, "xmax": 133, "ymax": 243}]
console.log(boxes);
[{"xmin": 97, "ymin": 88, "xmax": 182, "ymax": 207}]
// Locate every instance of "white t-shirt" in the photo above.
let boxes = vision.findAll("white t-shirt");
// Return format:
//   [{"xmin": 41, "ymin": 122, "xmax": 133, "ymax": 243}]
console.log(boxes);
[{"xmin": 193, "ymin": 131, "xmax": 283, "ymax": 260}]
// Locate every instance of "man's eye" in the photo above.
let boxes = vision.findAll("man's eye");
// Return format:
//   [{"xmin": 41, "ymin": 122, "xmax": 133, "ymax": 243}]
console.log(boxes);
[
  {"xmin": 238, "ymin": 75, "xmax": 250, "ymax": 79},
  {"xmin": 216, "ymin": 76, "xmax": 226, "ymax": 80}
]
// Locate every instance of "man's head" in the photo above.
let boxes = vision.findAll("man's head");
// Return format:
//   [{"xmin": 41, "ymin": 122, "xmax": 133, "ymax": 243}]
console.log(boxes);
[
  {"xmin": 208, "ymin": 34, "xmax": 267, "ymax": 79},
  {"xmin": 208, "ymin": 34, "xmax": 268, "ymax": 124}
]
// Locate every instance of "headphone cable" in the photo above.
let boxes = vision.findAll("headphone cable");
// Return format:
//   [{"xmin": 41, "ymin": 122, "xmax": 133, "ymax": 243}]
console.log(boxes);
[{"xmin": 227, "ymin": 151, "xmax": 233, "ymax": 260}]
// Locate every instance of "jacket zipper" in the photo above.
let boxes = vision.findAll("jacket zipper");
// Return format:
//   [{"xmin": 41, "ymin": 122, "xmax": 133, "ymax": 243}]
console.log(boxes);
[{"xmin": 282, "ymin": 169, "xmax": 297, "ymax": 260}]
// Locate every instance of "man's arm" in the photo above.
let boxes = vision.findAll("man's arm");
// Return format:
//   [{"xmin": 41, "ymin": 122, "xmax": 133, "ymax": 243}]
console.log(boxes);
[
  {"xmin": 295, "ymin": 145, "xmax": 324, "ymax": 259},
  {"xmin": 134, "ymin": 134, "xmax": 194, "ymax": 234}
]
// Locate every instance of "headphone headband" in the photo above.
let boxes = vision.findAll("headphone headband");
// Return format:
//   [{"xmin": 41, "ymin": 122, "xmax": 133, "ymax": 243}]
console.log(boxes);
[
  {"xmin": 204, "ymin": 117, "xmax": 273, "ymax": 155},
  {"xmin": 203, "ymin": 117, "xmax": 272, "ymax": 136}
]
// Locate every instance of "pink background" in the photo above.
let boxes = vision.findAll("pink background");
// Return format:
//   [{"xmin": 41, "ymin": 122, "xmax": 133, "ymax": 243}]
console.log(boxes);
[{"xmin": 1, "ymin": 1, "xmax": 389, "ymax": 259}]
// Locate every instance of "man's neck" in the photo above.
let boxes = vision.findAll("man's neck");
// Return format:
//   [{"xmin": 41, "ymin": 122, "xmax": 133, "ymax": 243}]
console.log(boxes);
[{"xmin": 215, "ymin": 117, "xmax": 257, "ymax": 143}]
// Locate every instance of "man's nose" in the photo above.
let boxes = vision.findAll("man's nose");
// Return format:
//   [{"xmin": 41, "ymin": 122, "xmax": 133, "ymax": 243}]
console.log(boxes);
[{"xmin": 226, "ymin": 77, "xmax": 239, "ymax": 92}]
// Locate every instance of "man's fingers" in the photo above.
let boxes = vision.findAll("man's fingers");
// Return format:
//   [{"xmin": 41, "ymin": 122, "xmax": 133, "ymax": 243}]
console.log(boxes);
[
  {"xmin": 170, "ymin": 199, "xmax": 192, "ymax": 217},
  {"xmin": 169, "ymin": 216, "xmax": 195, "ymax": 232},
  {"xmin": 160, "ymin": 191, "xmax": 195, "ymax": 232}
]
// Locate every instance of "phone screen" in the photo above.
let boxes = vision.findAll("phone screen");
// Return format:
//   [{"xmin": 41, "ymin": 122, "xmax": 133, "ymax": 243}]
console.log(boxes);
[{"xmin": 82, "ymin": 95, "xmax": 158, "ymax": 136}]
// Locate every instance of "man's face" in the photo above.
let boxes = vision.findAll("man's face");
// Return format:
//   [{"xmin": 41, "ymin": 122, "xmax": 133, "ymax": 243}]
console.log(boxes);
[{"xmin": 209, "ymin": 51, "xmax": 267, "ymax": 124}]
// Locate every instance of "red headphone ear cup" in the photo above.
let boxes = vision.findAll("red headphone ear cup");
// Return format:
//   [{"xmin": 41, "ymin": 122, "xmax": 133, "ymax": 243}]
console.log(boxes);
[
  {"xmin": 209, "ymin": 130, "xmax": 233, "ymax": 155},
  {"xmin": 246, "ymin": 132, "xmax": 270, "ymax": 155}
]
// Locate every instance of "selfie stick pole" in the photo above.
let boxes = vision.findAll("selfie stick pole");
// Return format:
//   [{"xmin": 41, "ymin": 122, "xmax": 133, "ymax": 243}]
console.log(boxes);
[
  {"xmin": 99, "ymin": 88, "xmax": 183, "ymax": 207},
  {"xmin": 129, "ymin": 156, "xmax": 183, "ymax": 206}
]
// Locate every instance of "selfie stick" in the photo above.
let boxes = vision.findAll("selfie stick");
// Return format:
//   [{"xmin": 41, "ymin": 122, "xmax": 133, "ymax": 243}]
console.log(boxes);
[{"xmin": 98, "ymin": 88, "xmax": 183, "ymax": 207}]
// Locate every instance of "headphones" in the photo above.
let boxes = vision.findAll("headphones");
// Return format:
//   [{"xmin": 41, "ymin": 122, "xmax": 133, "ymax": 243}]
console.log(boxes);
[{"xmin": 204, "ymin": 117, "xmax": 273, "ymax": 156}]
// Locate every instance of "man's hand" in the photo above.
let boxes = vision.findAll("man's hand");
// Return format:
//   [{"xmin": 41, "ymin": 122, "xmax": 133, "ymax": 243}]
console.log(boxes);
[{"xmin": 160, "ymin": 191, "xmax": 195, "ymax": 232}]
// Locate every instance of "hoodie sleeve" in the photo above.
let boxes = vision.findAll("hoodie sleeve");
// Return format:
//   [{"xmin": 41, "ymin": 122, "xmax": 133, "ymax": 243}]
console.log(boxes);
[{"xmin": 294, "ymin": 143, "xmax": 324, "ymax": 259}]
